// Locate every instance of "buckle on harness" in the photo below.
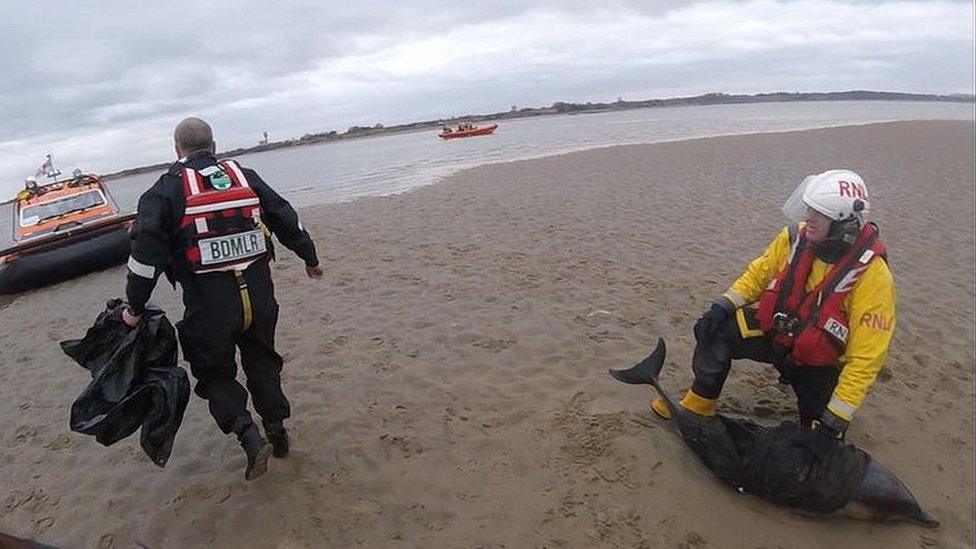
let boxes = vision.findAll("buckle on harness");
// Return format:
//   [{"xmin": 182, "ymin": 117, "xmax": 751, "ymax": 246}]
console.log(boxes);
[{"xmin": 772, "ymin": 312, "xmax": 800, "ymax": 337}]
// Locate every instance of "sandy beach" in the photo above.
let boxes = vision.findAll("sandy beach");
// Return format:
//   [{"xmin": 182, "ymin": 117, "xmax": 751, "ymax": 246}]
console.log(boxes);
[{"xmin": 1, "ymin": 120, "xmax": 973, "ymax": 548}]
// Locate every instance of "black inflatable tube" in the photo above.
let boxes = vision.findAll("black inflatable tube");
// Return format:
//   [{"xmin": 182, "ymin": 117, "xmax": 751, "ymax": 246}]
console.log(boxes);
[{"xmin": 0, "ymin": 227, "xmax": 130, "ymax": 294}]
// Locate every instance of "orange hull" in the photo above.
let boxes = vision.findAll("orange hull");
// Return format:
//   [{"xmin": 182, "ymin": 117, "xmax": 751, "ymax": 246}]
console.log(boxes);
[{"xmin": 439, "ymin": 124, "xmax": 498, "ymax": 139}]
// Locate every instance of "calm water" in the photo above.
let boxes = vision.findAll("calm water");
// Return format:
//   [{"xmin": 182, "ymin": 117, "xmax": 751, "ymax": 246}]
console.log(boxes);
[{"xmin": 2, "ymin": 101, "xmax": 973, "ymax": 247}]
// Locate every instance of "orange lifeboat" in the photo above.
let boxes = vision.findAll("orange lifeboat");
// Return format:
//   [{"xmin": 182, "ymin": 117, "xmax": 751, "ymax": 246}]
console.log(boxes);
[
  {"xmin": 0, "ymin": 172, "xmax": 135, "ymax": 294},
  {"xmin": 438, "ymin": 123, "xmax": 498, "ymax": 139}
]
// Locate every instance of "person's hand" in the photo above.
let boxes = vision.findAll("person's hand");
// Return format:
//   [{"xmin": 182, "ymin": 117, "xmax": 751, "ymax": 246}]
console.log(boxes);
[
  {"xmin": 122, "ymin": 307, "xmax": 142, "ymax": 327},
  {"xmin": 806, "ymin": 423, "xmax": 840, "ymax": 461},
  {"xmin": 808, "ymin": 412, "xmax": 847, "ymax": 460},
  {"xmin": 811, "ymin": 408, "xmax": 849, "ymax": 441},
  {"xmin": 305, "ymin": 264, "xmax": 324, "ymax": 279},
  {"xmin": 693, "ymin": 298, "xmax": 734, "ymax": 343}
]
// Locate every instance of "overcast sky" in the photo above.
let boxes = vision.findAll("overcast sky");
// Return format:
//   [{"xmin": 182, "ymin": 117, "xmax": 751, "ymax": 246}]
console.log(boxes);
[{"xmin": 1, "ymin": 0, "xmax": 972, "ymax": 194}]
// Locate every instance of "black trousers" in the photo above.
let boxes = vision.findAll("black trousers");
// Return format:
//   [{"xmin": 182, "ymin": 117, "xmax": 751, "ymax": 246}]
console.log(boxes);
[
  {"xmin": 690, "ymin": 312, "xmax": 840, "ymax": 427},
  {"xmin": 176, "ymin": 259, "xmax": 290, "ymax": 435}
]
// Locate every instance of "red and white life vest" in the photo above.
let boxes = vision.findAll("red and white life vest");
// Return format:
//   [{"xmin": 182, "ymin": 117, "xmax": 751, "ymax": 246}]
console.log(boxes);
[
  {"xmin": 178, "ymin": 160, "xmax": 269, "ymax": 274},
  {"xmin": 756, "ymin": 223, "xmax": 885, "ymax": 367}
]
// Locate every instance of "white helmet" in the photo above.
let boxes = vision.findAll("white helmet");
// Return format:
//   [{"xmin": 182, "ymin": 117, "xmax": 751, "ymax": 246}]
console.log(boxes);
[
  {"xmin": 782, "ymin": 169, "xmax": 869, "ymax": 222},
  {"xmin": 802, "ymin": 169, "xmax": 869, "ymax": 221}
]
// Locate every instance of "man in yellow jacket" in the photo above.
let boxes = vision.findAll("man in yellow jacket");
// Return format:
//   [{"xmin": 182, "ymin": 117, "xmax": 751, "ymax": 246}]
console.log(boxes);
[{"xmin": 652, "ymin": 169, "xmax": 895, "ymax": 440}]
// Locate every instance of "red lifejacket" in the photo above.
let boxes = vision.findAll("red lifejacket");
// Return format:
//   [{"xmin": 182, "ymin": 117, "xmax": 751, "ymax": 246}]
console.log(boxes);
[
  {"xmin": 756, "ymin": 223, "xmax": 885, "ymax": 367},
  {"xmin": 178, "ymin": 160, "xmax": 269, "ymax": 274}
]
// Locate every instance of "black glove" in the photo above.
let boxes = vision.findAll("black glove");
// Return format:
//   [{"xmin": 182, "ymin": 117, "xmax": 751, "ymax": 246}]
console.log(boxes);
[
  {"xmin": 806, "ymin": 410, "xmax": 847, "ymax": 460},
  {"xmin": 811, "ymin": 408, "xmax": 849, "ymax": 441},
  {"xmin": 693, "ymin": 298, "xmax": 734, "ymax": 343}
]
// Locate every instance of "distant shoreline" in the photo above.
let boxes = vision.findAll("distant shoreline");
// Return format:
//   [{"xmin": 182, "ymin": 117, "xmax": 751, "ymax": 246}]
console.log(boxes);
[{"xmin": 98, "ymin": 90, "xmax": 974, "ymax": 182}]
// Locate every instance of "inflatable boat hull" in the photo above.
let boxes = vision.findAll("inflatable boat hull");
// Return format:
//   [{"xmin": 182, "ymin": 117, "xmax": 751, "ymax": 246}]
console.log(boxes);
[{"xmin": 0, "ymin": 225, "xmax": 131, "ymax": 294}]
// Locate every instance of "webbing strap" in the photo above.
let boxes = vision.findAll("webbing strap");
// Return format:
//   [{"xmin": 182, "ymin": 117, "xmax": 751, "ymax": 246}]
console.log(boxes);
[
  {"xmin": 804, "ymin": 227, "xmax": 878, "ymax": 326},
  {"xmin": 235, "ymin": 270, "xmax": 253, "ymax": 332},
  {"xmin": 775, "ymin": 231, "xmax": 806, "ymax": 316}
]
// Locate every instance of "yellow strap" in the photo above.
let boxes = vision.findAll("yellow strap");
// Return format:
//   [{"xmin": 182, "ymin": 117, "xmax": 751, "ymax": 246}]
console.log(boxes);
[
  {"xmin": 235, "ymin": 270, "xmax": 253, "ymax": 332},
  {"xmin": 735, "ymin": 308, "xmax": 765, "ymax": 339}
]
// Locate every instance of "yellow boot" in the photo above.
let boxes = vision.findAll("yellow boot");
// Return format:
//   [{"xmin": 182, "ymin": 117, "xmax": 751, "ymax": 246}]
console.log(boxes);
[
  {"xmin": 650, "ymin": 390, "xmax": 717, "ymax": 420},
  {"xmin": 650, "ymin": 397, "xmax": 672, "ymax": 419}
]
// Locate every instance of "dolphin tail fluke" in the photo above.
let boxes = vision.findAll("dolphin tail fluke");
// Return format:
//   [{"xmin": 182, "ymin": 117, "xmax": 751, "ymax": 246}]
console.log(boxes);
[
  {"xmin": 609, "ymin": 338, "xmax": 666, "ymax": 385},
  {"xmin": 609, "ymin": 338, "xmax": 683, "ymax": 418}
]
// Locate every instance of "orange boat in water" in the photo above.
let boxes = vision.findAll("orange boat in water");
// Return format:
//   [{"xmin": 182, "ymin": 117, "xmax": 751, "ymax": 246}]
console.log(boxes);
[
  {"xmin": 438, "ymin": 123, "xmax": 499, "ymax": 140},
  {"xmin": 0, "ymin": 170, "xmax": 135, "ymax": 294}
]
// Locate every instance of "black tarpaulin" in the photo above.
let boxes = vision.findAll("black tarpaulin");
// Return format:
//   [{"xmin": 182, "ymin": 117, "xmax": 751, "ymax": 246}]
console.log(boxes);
[
  {"xmin": 696, "ymin": 416, "xmax": 872, "ymax": 514},
  {"xmin": 61, "ymin": 299, "xmax": 189, "ymax": 467},
  {"xmin": 735, "ymin": 419, "xmax": 870, "ymax": 514}
]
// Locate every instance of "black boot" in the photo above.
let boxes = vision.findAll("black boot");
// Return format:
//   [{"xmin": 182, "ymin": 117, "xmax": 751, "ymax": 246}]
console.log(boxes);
[
  {"xmin": 263, "ymin": 421, "xmax": 289, "ymax": 458},
  {"xmin": 238, "ymin": 424, "xmax": 272, "ymax": 480}
]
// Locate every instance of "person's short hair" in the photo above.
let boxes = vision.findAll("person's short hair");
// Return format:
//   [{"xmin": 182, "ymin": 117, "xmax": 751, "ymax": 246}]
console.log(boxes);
[{"xmin": 174, "ymin": 117, "xmax": 214, "ymax": 153}]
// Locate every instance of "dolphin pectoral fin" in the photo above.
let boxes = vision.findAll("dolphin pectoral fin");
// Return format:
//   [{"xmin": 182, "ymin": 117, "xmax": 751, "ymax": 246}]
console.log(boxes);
[{"xmin": 609, "ymin": 338, "xmax": 666, "ymax": 385}]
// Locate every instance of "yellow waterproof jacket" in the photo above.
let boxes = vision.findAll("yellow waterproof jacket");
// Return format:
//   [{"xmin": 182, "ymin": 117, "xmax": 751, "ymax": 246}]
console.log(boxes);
[{"xmin": 722, "ymin": 225, "xmax": 896, "ymax": 423}]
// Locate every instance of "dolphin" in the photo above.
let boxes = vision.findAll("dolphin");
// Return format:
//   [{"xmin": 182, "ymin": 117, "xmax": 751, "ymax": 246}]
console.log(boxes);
[
  {"xmin": 609, "ymin": 338, "xmax": 939, "ymax": 527},
  {"xmin": 0, "ymin": 532, "xmax": 59, "ymax": 548}
]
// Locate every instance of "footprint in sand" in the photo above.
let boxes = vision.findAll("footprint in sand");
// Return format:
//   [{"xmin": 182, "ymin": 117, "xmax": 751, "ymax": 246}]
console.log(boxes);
[
  {"xmin": 472, "ymin": 337, "xmax": 516, "ymax": 353},
  {"xmin": 586, "ymin": 330, "xmax": 625, "ymax": 343},
  {"xmin": 679, "ymin": 531, "xmax": 709, "ymax": 548},
  {"xmin": 318, "ymin": 334, "xmax": 349, "ymax": 354},
  {"xmin": 378, "ymin": 433, "xmax": 424, "ymax": 457},
  {"xmin": 42, "ymin": 433, "xmax": 72, "ymax": 451},
  {"xmin": 13, "ymin": 425, "xmax": 38, "ymax": 445}
]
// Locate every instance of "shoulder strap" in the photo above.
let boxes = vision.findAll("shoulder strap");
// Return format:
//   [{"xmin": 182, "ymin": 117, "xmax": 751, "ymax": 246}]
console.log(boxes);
[
  {"xmin": 775, "ymin": 226, "xmax": 808, "ymax": 315},
  {"xmin": 219, "ymin": 159, "xmax": 251, "ymax": 188},
  {"xmin": 823, "ymin": 224, "xmax": 879, "ymax": 294},
  {"xmin": 803, "ymin": 224, "xmax": 879, "ymax": 324},
  {"xmin": 179, "ymin": 166, "xmax": 204, "ymax": 196}
]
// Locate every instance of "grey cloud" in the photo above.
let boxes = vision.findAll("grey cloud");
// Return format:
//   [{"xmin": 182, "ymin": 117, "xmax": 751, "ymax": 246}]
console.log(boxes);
[{"xmin": 0, "ymin": 0, "xmax": 971, "ymax": 189}]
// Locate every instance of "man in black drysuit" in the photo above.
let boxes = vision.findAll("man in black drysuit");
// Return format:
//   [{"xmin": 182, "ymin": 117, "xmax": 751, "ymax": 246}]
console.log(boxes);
[{"xmin": 123, "ymin": 117, "xmax": 323, "ymax": 480}]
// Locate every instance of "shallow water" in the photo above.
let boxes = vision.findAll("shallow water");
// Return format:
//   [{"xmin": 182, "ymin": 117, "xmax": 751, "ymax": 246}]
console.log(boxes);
[{"xmin": 2, "ymin": 100, "xmax": 972, "ymax": 248}]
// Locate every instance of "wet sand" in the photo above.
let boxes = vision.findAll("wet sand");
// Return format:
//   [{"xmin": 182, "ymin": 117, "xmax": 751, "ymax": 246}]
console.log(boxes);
[{"xmin": 1, "ymin": 120, "xmax": 973, "ymax": 548}]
